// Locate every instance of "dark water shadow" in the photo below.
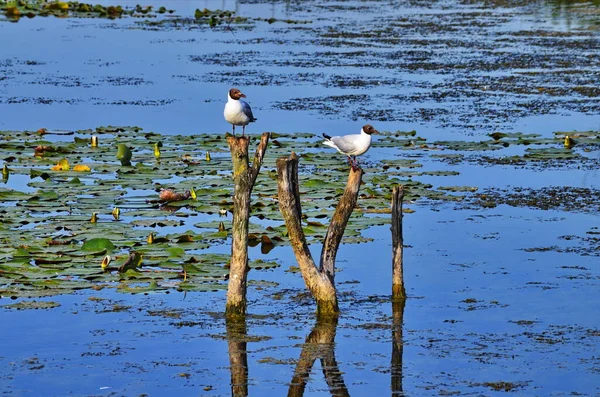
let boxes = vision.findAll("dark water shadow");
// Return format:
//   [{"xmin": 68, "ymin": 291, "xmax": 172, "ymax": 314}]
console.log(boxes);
[
  {"xmin": 226, "ymin": 317, "xmax": 249, "ymax": 397},
  {"xmin": 391, "ymin": 298, "xmax": 406, "ymax": 396},
  {"xmin": 288, "ymin": 316, "xmax": 349, "ymax": 397}
]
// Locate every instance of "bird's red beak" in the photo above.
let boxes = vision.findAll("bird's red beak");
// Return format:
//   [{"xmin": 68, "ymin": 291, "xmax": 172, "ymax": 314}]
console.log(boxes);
[{"xmin": 240, "ymin": 93, "xmax": 247, "ymax": 98}]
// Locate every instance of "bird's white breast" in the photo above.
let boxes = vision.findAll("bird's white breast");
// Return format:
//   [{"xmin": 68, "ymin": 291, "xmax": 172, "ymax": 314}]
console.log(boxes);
[
  {"xmin": 350, "ymin": 134, "xmax": 372, "ymax": 156},
  {"xmin": 224, "ymin": 99, "xmax": 251, "ymax": 126}
]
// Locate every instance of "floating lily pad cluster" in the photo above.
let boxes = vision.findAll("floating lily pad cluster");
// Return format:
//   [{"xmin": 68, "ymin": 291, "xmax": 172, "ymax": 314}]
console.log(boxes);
[
  {"xmin": 2, "ymin": 126, "xmax": 591, "ymax": 298},
  {"xmin": 429, "ymin": 130, "xmax": 600, "ymax": 168},
  {"xmin": 0, "ymin": 1, "xmax": 311, "ymax": 28},
  {"xmin": 0, "ymin": 1, "xmax": 173, "ymax": 20},
  {"xmin": 136, "ymin": 8, "xmax": 311, "ymax": 29},
  {"xmin": 0, "ymin": 126, "xmax": 474, "ymax": 298}
]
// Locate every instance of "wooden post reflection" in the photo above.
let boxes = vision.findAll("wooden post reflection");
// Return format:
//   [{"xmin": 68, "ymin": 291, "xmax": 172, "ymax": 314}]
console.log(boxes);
[
  {"xmin": 288, "ymin": 317, "xmax": 349, "ymax": 397},
  {"xmin": 226, "ymin": 317, "xmax": 248, "ymax": 397},
  {"xmin": 391, "ymin": 297, "xmax": 406, "ymax": 396}
]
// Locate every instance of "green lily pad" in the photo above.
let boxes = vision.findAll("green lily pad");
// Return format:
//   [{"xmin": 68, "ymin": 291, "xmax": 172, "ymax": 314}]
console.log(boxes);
[{"xmin": 81, "ymin": 238, "xmax": 116, "ymax": 252}]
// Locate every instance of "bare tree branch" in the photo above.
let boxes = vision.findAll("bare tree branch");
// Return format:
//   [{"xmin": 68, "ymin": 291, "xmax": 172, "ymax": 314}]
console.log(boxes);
[
  {"xmin": 319, "ymin": 168, "xmax": 363, "ymax": 283},
  {"xmin": 249, "ymin": 132, "xmax": 270, "ymax": 185}
]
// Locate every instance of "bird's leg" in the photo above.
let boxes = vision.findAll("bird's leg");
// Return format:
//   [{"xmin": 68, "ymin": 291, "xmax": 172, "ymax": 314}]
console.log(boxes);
[
  {"xmin": 242, "ymin": 125, "xmax": 246, "ymax": 137},
  {"xmin": 232, "ymin": 125, "xmax": 236, "ymax": 136},
  {"xmin": 352, "ymin": 157, "xmax": 359, "ymax": 172},
  {"xmin": 347, "ymin": 156, "xmax": 358, "ymax": 171}
]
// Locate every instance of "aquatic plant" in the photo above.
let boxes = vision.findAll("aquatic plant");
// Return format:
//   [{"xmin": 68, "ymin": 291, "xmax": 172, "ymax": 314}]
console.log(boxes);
[{"xmin": 0, "ymin": 1, "xmax": 174, "ymax": 20}]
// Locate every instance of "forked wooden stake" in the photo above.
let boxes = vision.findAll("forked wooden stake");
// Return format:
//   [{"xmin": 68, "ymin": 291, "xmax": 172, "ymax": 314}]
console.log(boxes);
[{"xmin": 277, "ymin": 153, "xmax": 363, "ymax": 317}]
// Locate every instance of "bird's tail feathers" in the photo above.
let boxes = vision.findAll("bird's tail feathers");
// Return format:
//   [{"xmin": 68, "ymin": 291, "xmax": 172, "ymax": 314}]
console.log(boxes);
[
  {"xmin": 322, "ymin": 140, "xmax": 337, "ymax": 149},
  {"xmin": 323, "ymin": 133, "xmax": 332, "ymax": 140}
]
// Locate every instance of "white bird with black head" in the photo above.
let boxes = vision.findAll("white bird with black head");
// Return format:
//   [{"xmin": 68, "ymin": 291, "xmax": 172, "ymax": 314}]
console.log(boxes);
[
  {"xmin": 224, "ymin": 87, "xmax": 257, "ymax": 136},
  {"xmin": 322, "ymin": 124, "xmax": 379, "ymax": 171}
]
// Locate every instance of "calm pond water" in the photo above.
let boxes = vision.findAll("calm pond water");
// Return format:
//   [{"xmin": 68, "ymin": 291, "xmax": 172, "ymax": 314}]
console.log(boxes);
[{"xmin": 1, "ymin": 0, "xmax": 599, "ymax": 396}]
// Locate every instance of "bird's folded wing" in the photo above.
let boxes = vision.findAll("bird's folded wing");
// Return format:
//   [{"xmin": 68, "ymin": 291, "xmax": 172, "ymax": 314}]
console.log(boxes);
[
  {"xmin": 331, "ymin": 135, "xmax": 359, "ymax": 153},
  {"xmin": 242, "ymin": 101, "xmax": 256, "ymax": 121}
]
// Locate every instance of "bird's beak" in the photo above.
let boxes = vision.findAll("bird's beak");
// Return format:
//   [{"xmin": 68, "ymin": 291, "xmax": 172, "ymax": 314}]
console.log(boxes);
[
  {"xmin": 240, "ymin": 93, "xmax": 247, "ymax": 98},
  {"xmin": 373, "ymin": 129, "xmax": 380, "ymax": 134}
]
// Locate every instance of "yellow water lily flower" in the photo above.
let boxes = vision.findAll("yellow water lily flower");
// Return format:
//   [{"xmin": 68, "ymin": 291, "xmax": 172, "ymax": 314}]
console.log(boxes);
[
  {"xmin": 101, "ymin": 255, "xmax": 111, "ymax": 269},
  {"xmin": 51, "ymin": 158, "xmax": 70, "ymax": 171},
  {"xmin": 564, "ymin": 136, "xmax": 575, "ymax": 148},
  {"xmin": 73, "ymin": 164, "xmax": 91, "ymax": 172}
]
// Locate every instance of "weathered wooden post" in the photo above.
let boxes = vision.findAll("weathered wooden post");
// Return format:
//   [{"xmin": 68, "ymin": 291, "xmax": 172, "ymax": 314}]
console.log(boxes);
[
  {"xmin": 288, "ymin": 317, "xmax": 349, "ymax": 397},
  {"xmin": 391, "ymin": 185, "xmax": 405, "ymax": 301},
  {"xmin": 226, "ymin": 132, "xmax": 270, "ymax": 318},
  {"xmin": 226, "ymin": 317, "xmax": 249, "ymax": 397},
  {"xmin": 277, "ymin": 152, "xmax": 363, "ymax": 317}
]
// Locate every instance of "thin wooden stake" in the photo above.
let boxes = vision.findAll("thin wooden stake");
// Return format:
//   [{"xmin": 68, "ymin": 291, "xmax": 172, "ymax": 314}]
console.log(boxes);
[{"xmin": 392, "ymin": 185, "xmax": 406, "ymax": 301}]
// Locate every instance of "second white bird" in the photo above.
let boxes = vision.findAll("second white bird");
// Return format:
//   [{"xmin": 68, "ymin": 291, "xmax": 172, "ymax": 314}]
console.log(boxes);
[{"xmin": 323, "ymin": 124, "xmax": 379, "ymax": 170}]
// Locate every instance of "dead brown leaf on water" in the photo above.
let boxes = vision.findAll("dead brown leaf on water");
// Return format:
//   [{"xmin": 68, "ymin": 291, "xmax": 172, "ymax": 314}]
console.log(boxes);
[{"xmin": 159, "ymin": 189, "xmax": 191, "ymax": 202}]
